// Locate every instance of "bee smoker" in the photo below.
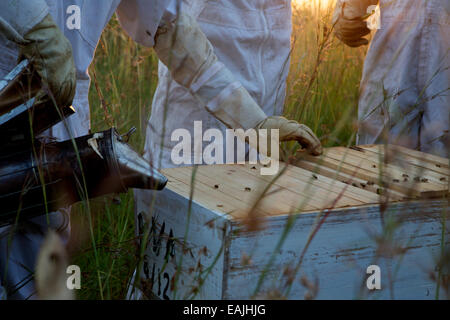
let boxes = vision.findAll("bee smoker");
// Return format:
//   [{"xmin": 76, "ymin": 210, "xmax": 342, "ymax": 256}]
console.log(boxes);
[{"xmin": 0, "ymin": 60, "xmax": 167, "ymax": 226}]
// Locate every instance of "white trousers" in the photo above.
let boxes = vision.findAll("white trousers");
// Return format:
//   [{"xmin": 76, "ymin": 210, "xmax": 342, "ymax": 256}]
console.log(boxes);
[{"xmin": 357, "ymin": 0, "xmax": 449, "ymax": 158}]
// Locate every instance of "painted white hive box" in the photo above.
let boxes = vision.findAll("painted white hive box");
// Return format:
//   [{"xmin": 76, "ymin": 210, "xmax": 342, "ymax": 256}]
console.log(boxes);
[{"xmin": 134, "ymin": 145, "xmax": 449, "ymax": 300}]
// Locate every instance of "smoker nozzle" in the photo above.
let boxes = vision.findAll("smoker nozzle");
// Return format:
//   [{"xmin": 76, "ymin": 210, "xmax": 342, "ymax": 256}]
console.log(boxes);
[
  {"xmin": 0, "ymin": 128, "xmax": 167, "ymax": 226},
  {"xmin": 0, "ymin": 60, "xmax": 167, "ymax": 226},
  {"xmin": 69, "ymin": 127, "xmax": 168, "ymax": 196},
  {"xmin": 110, "ymin": 130, "xmax": 168, "ymax": 191}
]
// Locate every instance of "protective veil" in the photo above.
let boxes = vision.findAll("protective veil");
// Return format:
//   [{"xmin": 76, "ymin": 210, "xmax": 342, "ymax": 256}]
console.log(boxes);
[
  {"xmin": 0, "ymin": 0, "xmax": 169, "ymax": 299},
  {"xmin": 335, "ymin": 0, "xmax": 449, "ymax": 157}
]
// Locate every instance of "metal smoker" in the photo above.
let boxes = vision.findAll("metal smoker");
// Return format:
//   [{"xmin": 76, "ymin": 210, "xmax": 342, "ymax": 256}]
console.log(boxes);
[{"xmin": 0, "ymin": 60, "xmax": 167, "ymax": 226}]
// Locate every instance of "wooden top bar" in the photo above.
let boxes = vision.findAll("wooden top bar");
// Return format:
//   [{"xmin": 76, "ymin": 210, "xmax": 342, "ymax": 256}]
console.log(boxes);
[{"xmin": 161, "ymin": 145, "xmax": 449, "ymax": 220}]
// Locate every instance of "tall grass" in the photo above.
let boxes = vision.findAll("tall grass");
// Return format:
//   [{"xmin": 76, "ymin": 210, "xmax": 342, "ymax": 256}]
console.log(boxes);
[{"xmin": 286, "ymin": 2, "xmax": 367, "ymax": 147}]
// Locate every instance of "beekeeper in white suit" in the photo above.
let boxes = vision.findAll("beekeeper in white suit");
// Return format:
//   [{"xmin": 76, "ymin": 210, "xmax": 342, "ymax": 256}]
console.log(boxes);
[
  {"xmin": 132, "ymin": 0, "xmax": 308, "ymax": 299},
  {"xmin": 0, "ymin": 0, "xmax": 321, "ymax": 299},
  {"xmin": 142, "ymin": 0, "xmax": 297, "ymax": 169},
  {"xmin": 333, "ymin": 0, "xmax": 449, "ymax": 158}
]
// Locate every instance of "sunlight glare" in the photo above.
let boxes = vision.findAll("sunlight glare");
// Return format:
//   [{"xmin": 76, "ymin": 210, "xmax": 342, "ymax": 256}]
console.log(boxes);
[{"xmin": 292, "ymin": 0, "xmax": 336, "ymax": 10}]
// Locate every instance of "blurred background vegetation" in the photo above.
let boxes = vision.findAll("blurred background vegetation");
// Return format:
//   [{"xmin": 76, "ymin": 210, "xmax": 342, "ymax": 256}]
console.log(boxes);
[{"xmin": 68, "ymin": 1, "xmax": 371, "ymax": 299}]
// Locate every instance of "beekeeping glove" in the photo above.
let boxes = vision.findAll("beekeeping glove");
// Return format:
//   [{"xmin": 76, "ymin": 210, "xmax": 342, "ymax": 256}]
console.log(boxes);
[
  {"xmin": 255, "ymin": 116, "xmax": 322, "ymax": 156},
  {"xmin": 332, "ymin": 0, "xmax": 379, "ymax": 47},
  {"xmin": 18, "ymin": 14, "xmax": 76, "ymax": 109}
]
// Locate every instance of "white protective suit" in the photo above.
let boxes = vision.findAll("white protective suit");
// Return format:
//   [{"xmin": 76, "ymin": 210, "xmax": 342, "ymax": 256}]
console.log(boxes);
[
  {"xmin": 0, "ymin": 0, "xmax": 169, "ymax": 299},
  {"xmin": 144, "ymin": 0, "xmax": 293, "ymax": 169},
  {"xmin": 130, "ymin": 0, "xmax": 293, "ymax": 299},
  {"xmin": 354, "ymin": 0, "xmax": 449, "ymax": 157}
]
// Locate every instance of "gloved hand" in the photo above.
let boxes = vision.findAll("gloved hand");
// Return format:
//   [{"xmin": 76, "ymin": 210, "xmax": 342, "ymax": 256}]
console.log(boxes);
[
  {"xmin": 255, "ymin": 116, "xmax": 322, "ymax": 156},
  {"xmin": 332, "ymin": 0, "xmax": 378, "ymax": 47},
  {"xmin": 19, "ymin": 14, "xmax": 76, "ymax": 108}
]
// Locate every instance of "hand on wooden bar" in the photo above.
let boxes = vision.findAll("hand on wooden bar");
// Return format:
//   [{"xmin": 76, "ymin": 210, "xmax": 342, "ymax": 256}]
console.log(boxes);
[{"xmin": 255, "ymin": 116, "xmax": 322, "ymax": 156}]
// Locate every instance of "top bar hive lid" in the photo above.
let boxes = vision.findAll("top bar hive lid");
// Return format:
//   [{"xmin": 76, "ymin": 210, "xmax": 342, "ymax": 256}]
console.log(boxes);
[{"xmin": 161, "ymin": 145, "xmax": 449, "ymax": 220}]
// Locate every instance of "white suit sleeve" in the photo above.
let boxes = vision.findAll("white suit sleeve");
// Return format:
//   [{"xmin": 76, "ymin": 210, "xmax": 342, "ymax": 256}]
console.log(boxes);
[
  {"xmin": 0, "ymin": 0, "xmax": 49, "ymax": 44},
  {"xmin": 154, "ymin": 10, "xmax": 267, "ymax": 130}
]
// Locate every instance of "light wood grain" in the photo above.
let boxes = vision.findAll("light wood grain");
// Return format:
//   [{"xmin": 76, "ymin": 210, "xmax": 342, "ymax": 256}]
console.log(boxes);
[
  {"xmin": 162, "ymin": 145, "xmax": 449, "ymax": 219},
  {"xmin": 361, "ymin": 144, "xmax": 449, "ymax": 169},
  {"xmin": 358, "ymin": 145, "xmax": 450, "ymax": 176},
  {"xmin": 294, "ymin": 158, "xmax": 407, "ymax": 200},
  {"xmin": 329, "ymin": 147, "xmax": 447, "ymax": 189},
  {"xmin": 299, "ymin": 148, "xmax": 448, "ymax": 198}
]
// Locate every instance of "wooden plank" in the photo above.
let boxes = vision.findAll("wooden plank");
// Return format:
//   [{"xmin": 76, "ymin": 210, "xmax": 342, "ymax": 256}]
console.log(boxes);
[
  {"xmin": 230, "ymin": 164, "xmax": 364, "ymax": 212},
  {"xmin": 283, "ymin": 165, "xmax": 383, "ymax": 204},
  {"xmin": 340, "ymin": 146, "xmax": 449, "ymax": 185},
  {"xmin": 163, "ymin": 169, "xmax": 256, "ymax": 219},
  {"xmin": 195, "ymin": 165, "xmax": 323, "ymax": 214},
  {"xmin": 237, "ymin": 163, "xmax": 377, "ymax": 205},
  {"xmin": 299, "ymin": 149, "xmax": 447, "ymax": 198},
  {"xmin": 165, "ymin": 165, "xmax": 321, "ymax": 218},
  {"xmin": 186, "ymin": 165, "xmax": 320, "ymax": 215},
  {"xmin": 361, "ymin": 144, "xmax": 450, "ymax": 170},
  {"xmin": 329, "ymin": 147, "xmax": 448, "ymax": 188},
  {"xmin": 356, "ymin": 145, "xmax": 450, "ymax": 177},
  {"xmin": 294, "ymin": 159, "xmax": 407, "ymax": 201},
  {"xmin": 298, "ymin": 153, "xmax": 422, "ymax": 197},
  {"xmin": 326, "ymin": 147, "xmax": 445, "ymax": 190}
]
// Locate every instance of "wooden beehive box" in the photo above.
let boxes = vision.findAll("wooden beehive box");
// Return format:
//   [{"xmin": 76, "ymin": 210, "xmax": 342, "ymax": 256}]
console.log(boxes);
[{"xmin": 135, "ymin": 145, "xmax": 449, "ymax": 300}]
